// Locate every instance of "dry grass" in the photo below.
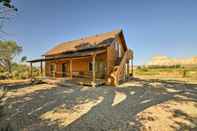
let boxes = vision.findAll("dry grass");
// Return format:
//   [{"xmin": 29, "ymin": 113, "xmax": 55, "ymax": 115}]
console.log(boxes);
[
  {"xmin": 0, "ymin": 79, "xmax": 30, "ymax": 85},
  {"xmin": 136, "ymin": 100, "xmax": 197, "ymax": 131}
]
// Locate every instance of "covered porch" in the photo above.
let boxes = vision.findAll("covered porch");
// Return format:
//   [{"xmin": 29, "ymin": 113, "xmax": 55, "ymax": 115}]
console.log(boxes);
[{"xmin": 28, "ymin": 49, "xmax": 107, "ymax": 87}]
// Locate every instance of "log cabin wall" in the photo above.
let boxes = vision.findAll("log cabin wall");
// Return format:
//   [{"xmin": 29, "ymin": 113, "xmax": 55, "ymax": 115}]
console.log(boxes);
[
  {"xmin": 106, "ymin": 41, "xmax": 116, "ymax": 76},
  {"xmin": 95, "ymin": 52, "xmax": 107, "ymax": 79},
  {"xmin": 72, "ymin": 58, "xmax": 90, "ymax": 72},
  {"xmin": 106, "ymin": 35, "xmax": 126, "ymax": 76},
  {"xmin": 116, "ymin": 35, "xmax": 126, "ymax": 58}
]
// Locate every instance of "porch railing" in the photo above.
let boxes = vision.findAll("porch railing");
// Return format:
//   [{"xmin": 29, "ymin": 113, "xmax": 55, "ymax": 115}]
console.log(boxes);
[{"xmin": 54, "ymin": 71, "xmax": 105, "ymax": 79}]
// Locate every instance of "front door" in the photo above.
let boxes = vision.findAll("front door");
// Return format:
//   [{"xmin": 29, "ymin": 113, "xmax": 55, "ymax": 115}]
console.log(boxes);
[
  {"xmin": 50, "ymin": 64, "xmax": 56, "ymax": 77},
  {"xmin": 96, "ymin": 61, "xmax": 106, "ymax": 78}
]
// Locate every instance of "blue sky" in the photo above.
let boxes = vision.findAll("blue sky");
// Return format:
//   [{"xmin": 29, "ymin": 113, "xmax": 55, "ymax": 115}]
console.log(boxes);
[{"xmin": 2, "ymin": 0, "xmax": 197, "ymax": 65}]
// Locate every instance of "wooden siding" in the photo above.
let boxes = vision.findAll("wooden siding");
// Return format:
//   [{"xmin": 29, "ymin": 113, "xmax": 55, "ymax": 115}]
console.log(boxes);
[
  {"xmin": 106, "ymin": 35, "xmax": 126, "ymax": 76},
  {"xmin": 106, "ymin": 42, "xmax": 116, "ymax": 76},
  {"xmin": 116, "ymin": 36, "xmax": 125, "ymax": 58},
  {"xmin": 106, "ymin": 35, "xmax": 132, "ymax": 85},
  {"xmin": 45, "ymin": 52, "xmax": 107, "ymax": 78},
  {"xmin": 72, "ymin": 58, "xmax": 90, "ymax": 72}
]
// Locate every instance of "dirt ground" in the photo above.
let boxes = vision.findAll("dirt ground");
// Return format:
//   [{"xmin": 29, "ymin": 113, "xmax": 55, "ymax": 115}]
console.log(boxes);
[
  {"xmin": 0, "ymin": 79, "xmax": 31, "ymax": 87},
  {"xmin": 0, "ymin": 77, "xmax": 197, "ymax": 131}
]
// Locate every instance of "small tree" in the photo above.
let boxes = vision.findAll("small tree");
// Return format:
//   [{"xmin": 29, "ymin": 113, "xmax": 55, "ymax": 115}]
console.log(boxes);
[
  {"xmin": 0, "ymin": 0, "xmax": 17, "ymax": 10},
  {"xmin": 0, "ymin": 40, "xmax": 22, "ymax": 75},
  {"xmin": 21, "ymin": 56, "xmax": 27, "ymax": 63}
]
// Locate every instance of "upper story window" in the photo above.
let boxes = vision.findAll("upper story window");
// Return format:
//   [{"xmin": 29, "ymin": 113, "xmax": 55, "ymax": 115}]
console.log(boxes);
[
  {"xmin": 114, "ymin": 40, "xmax": 122, "ymax": 58},
  {"xmin": 115, "ymin": 41, "xmax": 119, "ymax": 52},
  {"xmin": 119, "ymin": 44, "xmax": 122, "ymax": 58}
]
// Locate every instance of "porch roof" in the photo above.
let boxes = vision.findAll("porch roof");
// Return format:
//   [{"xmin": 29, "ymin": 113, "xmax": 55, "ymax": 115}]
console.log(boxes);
[{"xmin": 27, "ymin": 48, "xmax": 106, "ymax": 63}]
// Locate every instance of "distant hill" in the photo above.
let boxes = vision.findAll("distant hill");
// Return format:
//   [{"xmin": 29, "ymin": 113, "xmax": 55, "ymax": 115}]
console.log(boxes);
[{"xmin": 146, "ymin": 56, "xmax": 197, "ymax": 66}]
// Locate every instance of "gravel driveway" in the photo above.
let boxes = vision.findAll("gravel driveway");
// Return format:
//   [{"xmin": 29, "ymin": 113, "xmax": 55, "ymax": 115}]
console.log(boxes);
[{"xmin": 1, "ymin": 78, "xmax": 197, "ymax": 131}]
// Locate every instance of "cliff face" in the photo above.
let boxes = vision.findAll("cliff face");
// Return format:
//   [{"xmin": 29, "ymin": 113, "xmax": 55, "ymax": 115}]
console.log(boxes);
[{"xmin": 146, "ymin": 56, "xmax": 197, "ymax": 66}]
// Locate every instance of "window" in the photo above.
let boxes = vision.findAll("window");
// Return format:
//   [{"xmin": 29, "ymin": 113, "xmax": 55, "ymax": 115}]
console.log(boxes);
[
  {"xmin": 119, "ymin": 44, "xmax": 122, "ymax": 58},
  {"xmin": 115, "ymin": 41, "xmax": 118, "ymax": 51},
  {"xmin": 115, "ymin": 41, "xmax": 122, "ymax": 58},
  {"xmin": 89, "ymin": 62, "xmax": 92, "ymax": 71}
]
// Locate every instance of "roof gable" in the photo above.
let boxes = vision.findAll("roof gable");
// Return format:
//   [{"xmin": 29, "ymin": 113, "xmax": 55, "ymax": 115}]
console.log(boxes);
[{"xmin": 44, "ymin": 30, "xmax": 122, "ymax": 56}]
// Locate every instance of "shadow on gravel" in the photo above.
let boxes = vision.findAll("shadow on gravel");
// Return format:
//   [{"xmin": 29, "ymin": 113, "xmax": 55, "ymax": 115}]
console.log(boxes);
[
  {"xmin": 64, "ymin": 78, "xmax": 197, "ymax": 131},
  {"xmin": 0, "ymin": 77, "xmax": 197, "ymax": 131}
]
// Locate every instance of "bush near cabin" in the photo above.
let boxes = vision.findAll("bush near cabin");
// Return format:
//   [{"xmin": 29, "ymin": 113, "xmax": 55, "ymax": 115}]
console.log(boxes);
[
  {"xmin": 0, "ymin": 40, "xmax": 40, "ymax": 80},
  {"xmin": 0, "ymin": 63, "xmax": 39, "ymax": 80}
]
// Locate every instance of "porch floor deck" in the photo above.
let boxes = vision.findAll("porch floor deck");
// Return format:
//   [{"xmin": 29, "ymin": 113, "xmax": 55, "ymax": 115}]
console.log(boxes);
[{"xmin": 42, "ymin": 77, "xmax": 106, "ymax": 87}]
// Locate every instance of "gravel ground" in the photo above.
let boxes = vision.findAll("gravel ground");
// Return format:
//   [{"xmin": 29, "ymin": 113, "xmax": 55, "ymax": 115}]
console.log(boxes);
[{"xmin": 0, "ymin": 78, "xmax": 197, "ymax": 131}]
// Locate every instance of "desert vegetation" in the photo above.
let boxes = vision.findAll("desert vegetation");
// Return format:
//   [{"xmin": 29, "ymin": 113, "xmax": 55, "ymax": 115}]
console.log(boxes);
[
  {"xmin": 0, "ymin": 40, "xmax": 39, "ymax": 81},
  {"xmin": 135, "ymin": 65, "xmax": 197, "ymax": 80},
  {"xmin": 0, "ymin": 62, "xmax": 39, "ymax": 80},
  {"xmin": 136, "ymin": 55, "xmax": 197, "ymax": 81}
]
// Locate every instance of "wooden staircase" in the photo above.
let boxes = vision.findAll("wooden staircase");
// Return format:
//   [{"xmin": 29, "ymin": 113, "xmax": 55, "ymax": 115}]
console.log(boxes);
[{"xmin": 109, "ymin": 49, "xmax": 133, "ymax": 86}]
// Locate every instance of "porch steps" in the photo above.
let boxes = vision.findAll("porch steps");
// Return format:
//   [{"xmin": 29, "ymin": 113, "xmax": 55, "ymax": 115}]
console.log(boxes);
[{"xmin": 109, "ymin": 49, "xmax": 133, "ymax": 86}]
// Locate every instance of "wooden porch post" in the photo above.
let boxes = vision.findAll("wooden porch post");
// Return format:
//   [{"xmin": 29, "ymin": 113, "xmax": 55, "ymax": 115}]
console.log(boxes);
[
  {"xmin": 70, "ymin": 59, "xmax": 73, "ymax": 79},
  {"xmin": 40, "ymin": 61, "xmax": 43, "ymax": 77},
  {"xmin": 127, "ymin": 61, "xmax": 129, "ymax": 78},
  {"xmin": 131, "ymin": 59, "xmax": 133, "ymax": 76},
  {"xmin": 30, "ymin": 62, "xmax": 32, "ymax": 78},
  {"xmin": 92, "ymin": 54, "xmax": 96, "ymax": 87}
]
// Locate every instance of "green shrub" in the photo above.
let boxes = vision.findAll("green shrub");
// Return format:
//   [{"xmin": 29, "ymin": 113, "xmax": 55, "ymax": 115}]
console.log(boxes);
[
  {"xmin": 137, "ymin": 66, "xmax": 141, "ymax": 70},
  {"xmin": 0, "ymin": 63, "xmax": 40, "ymax": 80},
  {"xmin": 0, "ymin": 72, "xmax": 9, "ymax": 80},
  {"xmin": 139, "ymin": 66, "xmax": 148, "ymax": 72},
  {"xmin": 147, "ymin": 64, "xmax": 182, "ymax": 69}
]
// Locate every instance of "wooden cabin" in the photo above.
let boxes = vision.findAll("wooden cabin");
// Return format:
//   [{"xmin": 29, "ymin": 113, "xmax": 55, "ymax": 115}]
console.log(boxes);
[{"xmin": 28, "ymin": 29, "xmax": 134, "ymax": 87}]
